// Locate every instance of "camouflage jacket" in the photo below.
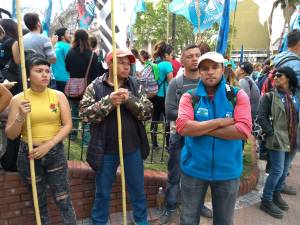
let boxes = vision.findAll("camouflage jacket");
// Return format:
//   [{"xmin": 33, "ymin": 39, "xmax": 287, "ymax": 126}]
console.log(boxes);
[{"xmin": 79, "ymin": 73, "xmax": 153, "ymax": 123}]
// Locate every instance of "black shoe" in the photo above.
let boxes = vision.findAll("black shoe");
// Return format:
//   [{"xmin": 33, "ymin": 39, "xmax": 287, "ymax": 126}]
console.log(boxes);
[
  {"xmin": 200, "ymin": 205, "xmax": 213, "ymax": 218},
  {"xmin": 260, "ymin": 200, "xmax": 283, "ymax": 219},
  {"xmin": 152, "ymin": 144, "xmax": 160, "ymax": 151},
  {"xmin": 273, "ymin": 192, "xmax": 289, "ymax": 211},
  {"xmin": 281, "ymin": 183, "xmax": 297, "ymax": 195},
  {"xmin": 259, "ymin": 152, "xmax": 268, "ymax": 160},
  {"xmin": 159, "ymin": 209, "xmax": 177, "ymax": 225}
]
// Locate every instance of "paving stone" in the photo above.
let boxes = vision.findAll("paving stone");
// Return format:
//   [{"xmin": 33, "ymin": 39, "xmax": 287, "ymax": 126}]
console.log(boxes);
[{"xmin": 75, "ymin": 153, "xmax": 300, "ymax": 225}]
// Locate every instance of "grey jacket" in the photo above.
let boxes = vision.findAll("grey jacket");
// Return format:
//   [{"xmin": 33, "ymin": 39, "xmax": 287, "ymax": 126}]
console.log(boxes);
[{"xmin": 257, "ymin": 89, "xmax": 300, "ymax": 152}]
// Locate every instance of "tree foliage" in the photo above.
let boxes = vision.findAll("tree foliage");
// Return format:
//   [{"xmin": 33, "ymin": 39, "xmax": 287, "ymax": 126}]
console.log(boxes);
[
  {"xmin": 50, "ymin": 0, "xmax": 78, "ymax": 36},
  {"xmin": 133, "ymin": 0, "xmax": 219, "ymax": 53}
]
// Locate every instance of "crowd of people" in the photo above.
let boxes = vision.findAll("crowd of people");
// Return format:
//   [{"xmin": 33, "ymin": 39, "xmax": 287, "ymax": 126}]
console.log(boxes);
[{"xmin": 0, "ymin": 12, "xmax": 300, "ymax": 225}]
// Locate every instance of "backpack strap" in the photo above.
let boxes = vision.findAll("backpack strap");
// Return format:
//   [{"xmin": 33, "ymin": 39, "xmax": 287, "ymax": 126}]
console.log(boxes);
[
  {"xmin": 225, "ymin": 84, "xmax": 239, "ymax": 109},
  {"xmin": 187, "ymin": 88, "xmax": 200, "ymax": 112},
  {"xmin": 174, "ymin": 73, "xmax": 184, "ymax": 103},
  {"xmin": 189, "ymin": 85, "xmax": 239, "ymax": 113},
  {"xmin": 244, "ymin": 76, "xmax": 253, "ymax": 90},
  {"xmin": 274, "ymin": 55, "xmax": 300, "ymax": 68}
]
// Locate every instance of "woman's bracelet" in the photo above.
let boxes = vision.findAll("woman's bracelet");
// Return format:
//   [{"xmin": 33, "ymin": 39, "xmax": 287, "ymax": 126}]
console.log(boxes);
[{"xmin": 16, "ymin": 113, "xmax": 25, "ymax": 123}]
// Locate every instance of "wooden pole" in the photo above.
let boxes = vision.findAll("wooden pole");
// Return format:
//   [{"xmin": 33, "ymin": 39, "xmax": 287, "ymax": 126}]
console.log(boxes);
[
  {"xmin": 15, "ymin": 0, "xmax": 41, "ymax": 225},
  {"xmin": 111, "ymin": 0, "xmax": 127, "ymax": 224}
]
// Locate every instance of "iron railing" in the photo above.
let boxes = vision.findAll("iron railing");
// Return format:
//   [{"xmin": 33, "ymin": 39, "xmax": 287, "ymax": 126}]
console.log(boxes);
[{"xmin": 65, "ymin": 118, "xmax": 170, "ymax": 164}]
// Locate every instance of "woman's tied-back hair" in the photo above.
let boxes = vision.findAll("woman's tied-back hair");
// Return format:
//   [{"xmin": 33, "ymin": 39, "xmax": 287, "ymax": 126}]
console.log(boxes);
[
  {"xmin": 198, "ymin": 42, "xmax": 211, "ymax": 55},
  {"xmin": 153, "ymin": 41, "xmax": 173, "ymax": 60},
  {"xmin": 72, "ymin": 29, "xmax": 90, "ymax": 53},
  {"xmin": 0, "ymin": 19, "xmax": 18, "ymax": 40},
  {"xmin": 224, "ymin": 66, "xmax": 237, "ymax": 86},
  {"xmin": 55, "ymin": 27, "xmax": 68, "ymax": 42},
  {"xmin": 140, "ymin": 50, "xmax": 150, "ymax": 62},
  {"xmin": 276, "ymin": 66, "xmax": 298, "ymax": 93},
  {"xmin": 25, "ymin": 51, "xmax": 50, "ymax": 76}
]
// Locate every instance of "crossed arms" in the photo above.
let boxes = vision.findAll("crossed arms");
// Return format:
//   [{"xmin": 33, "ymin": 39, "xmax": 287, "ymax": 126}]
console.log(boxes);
[{"xmin": 176, "ymin": 90, "xmax": 252, "ymax": 140}]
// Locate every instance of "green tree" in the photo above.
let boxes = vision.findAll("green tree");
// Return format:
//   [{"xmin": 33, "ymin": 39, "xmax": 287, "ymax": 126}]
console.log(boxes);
[
  {"xmin": 268, "ymin": 0, "xmax": 298, "ymax": 52},
  {"xmin": 133, "ymin": 0, "xmax": 226, "ymax": 54}
]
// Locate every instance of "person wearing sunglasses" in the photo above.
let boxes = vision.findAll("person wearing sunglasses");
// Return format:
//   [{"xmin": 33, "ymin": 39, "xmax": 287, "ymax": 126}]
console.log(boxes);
[{"xmin": 257, "ymin": 66, "xmax": 300, "ymax": 219}]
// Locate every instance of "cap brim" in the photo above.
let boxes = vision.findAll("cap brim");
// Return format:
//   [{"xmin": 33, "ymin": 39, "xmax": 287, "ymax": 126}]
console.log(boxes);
[
  {"xmin": 117, "ymin": 53, "xmax": 136, "ymax": 64},
  {"xmin": 106, "ymin": 52, "xmax": 136, "ymax": 64},
  {"xmin": 198, "ymin": 52, "xmax": 224, "ymax": 68}
]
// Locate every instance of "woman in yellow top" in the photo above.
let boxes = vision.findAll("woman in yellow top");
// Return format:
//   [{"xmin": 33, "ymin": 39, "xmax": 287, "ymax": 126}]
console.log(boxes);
[{"xmin": 5, "ymin": 53, "xmax": 76, "ymax": 225}]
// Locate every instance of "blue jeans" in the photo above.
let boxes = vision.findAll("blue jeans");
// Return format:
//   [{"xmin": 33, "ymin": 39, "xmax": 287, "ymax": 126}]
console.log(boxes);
[
  {"xmin": 17, "ymin": 141, "xmax": 76, "ymax": 225},
  {"xmin": 262, "ymin": 149, "xmax": 296, "ymax": 201},
  {"xmin": 165, "ymin": 133, "xmax": 183, "ymax": 210},
  {"xmin": 180, "ymin": 173, "xmax": 240, "ymax": 225},
  {"xmin": 91, "ymin": 150, "xmax": 148, "ymax": 225}
]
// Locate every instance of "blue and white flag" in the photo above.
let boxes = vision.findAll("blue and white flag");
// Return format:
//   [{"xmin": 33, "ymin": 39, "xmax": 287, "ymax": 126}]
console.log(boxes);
[
  {"xmin": 130, "ymin": 0, "xmax": 147, "ymax": 27},
  {"xmin": 168, "ymin": 0, "xmax": 237, "ymax": 33},
  {"xmin": 12, "ymin": 0, "xmax": 16, "ymax": 20},
  {"xmin": 42, "ymin": 0, "xmax": 52, "ymax": 37},
  {"xmin": 216, "ymin": 0, "xmax": 230, "ymax": 56},
  {"xmin": 77, "ymin": 0, "xmax": 96, "ymax": 30}
]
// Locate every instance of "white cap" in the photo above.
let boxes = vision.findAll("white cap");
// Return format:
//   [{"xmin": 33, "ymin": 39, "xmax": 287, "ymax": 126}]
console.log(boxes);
[{"xmin": 198, "ymin": 52, "xmax": 225, "ymax": 68}]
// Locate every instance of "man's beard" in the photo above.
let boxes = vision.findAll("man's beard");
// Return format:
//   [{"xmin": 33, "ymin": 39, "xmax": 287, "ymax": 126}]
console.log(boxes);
[{"xmin": 190, "ymin": 68, "xmax": 199, "ymax": 72}]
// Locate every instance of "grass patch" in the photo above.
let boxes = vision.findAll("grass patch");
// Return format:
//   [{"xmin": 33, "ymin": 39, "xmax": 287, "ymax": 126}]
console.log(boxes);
[{"xmin": 64, "ymin": 122, "xmax": 254, "ymax": 179}]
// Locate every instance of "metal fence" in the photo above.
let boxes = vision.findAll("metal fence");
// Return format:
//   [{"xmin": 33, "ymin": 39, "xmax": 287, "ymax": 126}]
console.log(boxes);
[{"xmin": 65, "ymin": 118, "xmax": 169, "ymax": 165}]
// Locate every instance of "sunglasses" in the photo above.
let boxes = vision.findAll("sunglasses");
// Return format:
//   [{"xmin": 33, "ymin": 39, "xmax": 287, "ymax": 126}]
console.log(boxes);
[{"xmin": 273, "ymin": 72, "xmax": 284, "ymax": 78}]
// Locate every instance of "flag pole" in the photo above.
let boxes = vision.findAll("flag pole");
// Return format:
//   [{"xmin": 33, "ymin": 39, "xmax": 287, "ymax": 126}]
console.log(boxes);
[
  {"xmin": 229, "ymin": 0, "xmax": 238, "ymax": 58},
  {"xmin": 16, "ymin": 0, "xmax": 41, "ymax": 225},
  {"xmin": 195, "ymin": 0, "xmax": 201, "ymax": 43},
  {"xmin": 111, "ymin": 0, "xmax": 127, "ymax": 224}
]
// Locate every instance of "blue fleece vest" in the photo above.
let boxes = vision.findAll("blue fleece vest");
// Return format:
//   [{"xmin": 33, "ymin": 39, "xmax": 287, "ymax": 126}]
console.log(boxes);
[{"xmin": 180, "ymin": 77, "xmax": 243, "ymax": 181}]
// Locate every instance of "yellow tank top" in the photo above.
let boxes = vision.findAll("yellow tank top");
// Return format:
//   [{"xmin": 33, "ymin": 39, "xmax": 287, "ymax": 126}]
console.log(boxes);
[{"xmin": 20, "ymin": 88, "xmax": 61, "ymax": 142}]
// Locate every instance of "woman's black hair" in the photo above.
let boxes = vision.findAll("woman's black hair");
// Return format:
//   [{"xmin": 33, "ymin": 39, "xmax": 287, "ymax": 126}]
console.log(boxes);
[
  {"xmin": 25, "ymin": 51, "xmax": 50, "ymax": 76},
  {"xmin": 153, "ymin": 41, "xmax": 173, "ymax": 60},
  {"xmin": 0, "ymin": 19, "xmax": 18, "ymax": 40},
  {"xmin": 276, "ymin": 66, "xmax": 298, "ymax": 93}
]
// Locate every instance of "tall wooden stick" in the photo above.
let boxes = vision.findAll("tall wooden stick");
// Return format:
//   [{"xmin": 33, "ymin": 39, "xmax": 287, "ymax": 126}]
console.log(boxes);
[
  {"xmin": 111, "ymin": 0, "xmax": 127, "ymax": 224},
  {"xmin": 16, "ymin": 1, "xmax": 41, "ymax": 224}
]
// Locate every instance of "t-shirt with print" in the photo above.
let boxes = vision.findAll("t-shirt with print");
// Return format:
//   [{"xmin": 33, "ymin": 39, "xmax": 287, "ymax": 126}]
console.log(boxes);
[
  {"xmin": 23, "ymin": 32, "xmax": 56, "ymax": 61},
  {"xmin": 156, "ymin": 61, "xmax": 173, "ymax": 97},
  {"xmin": 52, "ymin": 41, "xmax": 71, "ymax": 82}
]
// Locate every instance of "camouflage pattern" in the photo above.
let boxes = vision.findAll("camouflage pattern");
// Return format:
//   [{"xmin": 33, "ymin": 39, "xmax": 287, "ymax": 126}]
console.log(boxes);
[{"xmin": 79, "ymin": 74, "xmax": 153, "ymax": 123}]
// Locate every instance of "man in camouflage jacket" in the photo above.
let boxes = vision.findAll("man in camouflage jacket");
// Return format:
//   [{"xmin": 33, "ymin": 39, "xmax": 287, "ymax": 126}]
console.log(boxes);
[{"xmin": 79, "ymin": 49, "xmax": 152, "ymax": 225}]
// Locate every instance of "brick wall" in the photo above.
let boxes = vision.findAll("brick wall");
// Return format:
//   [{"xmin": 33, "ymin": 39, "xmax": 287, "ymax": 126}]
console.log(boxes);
[
  {"xmin": 0, "ymin": 145, "xmax": 259, "ymax": 225},
  {"xmin": 0, "ymin": 161, "xmax": 166, "ymax": 225}
]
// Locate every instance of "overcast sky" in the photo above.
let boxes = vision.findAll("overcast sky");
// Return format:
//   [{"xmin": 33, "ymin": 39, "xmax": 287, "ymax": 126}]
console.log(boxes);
[{"xmin": 1, "ymin": 0, "xmax": 290, "ymax": 46}]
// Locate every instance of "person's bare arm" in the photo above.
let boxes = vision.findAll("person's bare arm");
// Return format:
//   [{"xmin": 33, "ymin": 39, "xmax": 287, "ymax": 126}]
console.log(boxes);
[
  {"xmin": 167, "ymin": 72, "xmax": 173, "ymax": 83},
  {"xmin": 11, "ymin": 41, "xmax": 20, "ymax": 65},
  {"xmin": 0, "ymin": 84, "xmax": 12, "ymax": 112},
  {"xmin": 5, "ymin": 96, "xmax": 29, "ymax": 140}
]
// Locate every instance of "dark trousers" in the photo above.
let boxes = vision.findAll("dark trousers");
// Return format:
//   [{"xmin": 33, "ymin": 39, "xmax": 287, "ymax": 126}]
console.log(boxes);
[
  {"xmin": 17, "ymin": 141, "xmax": 76, "ymax": 225},
  {"xmin": 149, "ymin": 96, "xmax": 169, "ymax": 147}
]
